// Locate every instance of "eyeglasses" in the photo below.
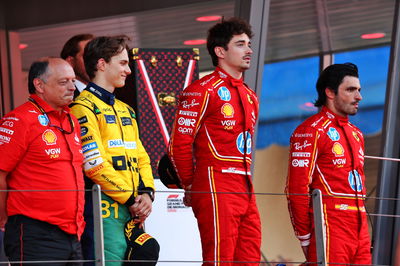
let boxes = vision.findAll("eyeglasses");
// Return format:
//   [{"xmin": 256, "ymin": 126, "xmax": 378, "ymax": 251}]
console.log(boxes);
[{"xmin": 28, "ymin": 97, "xmax": 75, "ymax": 134}]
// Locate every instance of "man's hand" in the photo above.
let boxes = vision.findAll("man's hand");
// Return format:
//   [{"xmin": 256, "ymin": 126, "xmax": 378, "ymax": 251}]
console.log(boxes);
[
  {"xmin": 129, "ymin": 194, "xmax": 152, "ymax": 222},
  {"xmin": 183, "ymin": 185, "xmax": 192, "ymax": 207}
]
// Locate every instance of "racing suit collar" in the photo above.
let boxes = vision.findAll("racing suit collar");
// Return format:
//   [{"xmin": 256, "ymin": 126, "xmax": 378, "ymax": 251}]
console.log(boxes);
[
  {"xmin": 29, "ymin": 94, "xmax": 70, "ymax": 118},
  {"xmin": 322, "ymin": 106, "xmax": 349, "ymax": 126},
  {"xmin": 215, "ymin": 66, "xmax": 244, "ymax": 86},
  {"xmin": 85, "ymin": 82, "xmax": 115, "ymax": 105}
]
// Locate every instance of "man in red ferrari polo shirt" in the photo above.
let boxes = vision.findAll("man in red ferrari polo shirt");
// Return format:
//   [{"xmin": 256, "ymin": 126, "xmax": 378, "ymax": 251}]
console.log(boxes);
[{"xmin": 0, "ymin": 57, "xmax": 85, "ymax": 264}]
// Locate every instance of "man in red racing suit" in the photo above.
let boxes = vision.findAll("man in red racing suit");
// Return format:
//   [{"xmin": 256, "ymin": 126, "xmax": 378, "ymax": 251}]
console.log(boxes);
[
  {"xmin": 286, "ymin": 63, "xmax": 371, "ymax": 265},
  {"xmin": 169, "ymin": 18, "xmax": 261, "ymax": 265}
]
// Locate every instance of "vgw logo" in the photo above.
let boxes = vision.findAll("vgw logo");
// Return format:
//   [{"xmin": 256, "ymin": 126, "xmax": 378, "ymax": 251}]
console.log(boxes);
[{"xmin": 236, "ymin": 132, "xmax": 252, "ymax": 155}]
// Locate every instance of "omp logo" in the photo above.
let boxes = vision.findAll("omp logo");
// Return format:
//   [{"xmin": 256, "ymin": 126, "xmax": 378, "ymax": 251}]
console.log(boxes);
[
  {"xmin": 108, "ymin": 139, "xmax": 124, "ymax": 148},
  {"xmin": 178, "ymin": 127, "xmax": 193, "ymax": 134},
  {"xmin": 45, "ymin": 148, "xmax": 61, "ymax": 158},
  {"xmin": 292, "ymin": 159, "xmax": 309, "ymax": 167},
  {"xmin": 178, "ymin": 117, "xmax": 195, "ymax": 126},
  {"xmin": 82, "ymin": 142, "xmax": 98, "ymax": 153}
]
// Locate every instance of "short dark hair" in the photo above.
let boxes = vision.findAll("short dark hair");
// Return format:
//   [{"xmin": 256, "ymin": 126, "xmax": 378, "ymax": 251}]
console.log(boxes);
[
  {"xmin": 314, "ymin": 63, "xmax": 359, "ymax": 107},
  {"xmin": 207, "ymin": 17, "xmax": 253, "ymax": 66},
  {"xmin": 28, "ymin": 58, "xmax": 50, "ymax": 94},
  {"xmin": 60, "ymin": 34, "xmax": 94, "ymax": 59},
  {"xmin": 83, "ymin": 35, "xmax": 130, "ymax": 79}
]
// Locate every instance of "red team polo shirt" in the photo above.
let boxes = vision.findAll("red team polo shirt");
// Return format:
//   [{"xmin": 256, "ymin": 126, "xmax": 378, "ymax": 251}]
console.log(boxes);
[{"xmin": 0, "ymin": 94, "xmax": 85, "ymax": 237}]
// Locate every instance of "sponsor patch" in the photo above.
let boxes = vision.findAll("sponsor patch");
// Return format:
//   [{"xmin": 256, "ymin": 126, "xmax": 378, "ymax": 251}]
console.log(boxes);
[
  {"xmin": 37, "ymin": 115, "xmax": 48, "ymax": 126},
  {"xmin": 42, "ymin": 129, "xmax": 57, "ymax": 145},
  {"xmin": 292, "ymin": 152, "xmax": 311, "ymax": 157},
  {"xmin": 2, "ymin": 121, "xmax": 14, "ymax": 127},
  {"xmin": 294, "ymin": 133, "xmax": 313, "ymax": 138},
  {"xmin": 348, "ymin": 170, "xmax": 363, "ymax": 192},
  {"xmin": 352, "ymin": 131, "xmax": 360, "ymax": 142},
  {"xmin": 78, "ymin": 116, "xmax": 88, "ymax": 124},
  {"xmin": 327, "ymin": 127, "xmax": 340, "ymax": 141},
  {"xmin": 217, "ymin": 87, "xmax": 231, "ymax": 101},
  {"xmin": 178, "ymin": 117, "xmax": 195, "ymax": 127},
  {"xmin": 182, "ymin": 91, "xmax": 201, "ymax": 97},
  {"xmin": 178, "ymin": 127, "xmax": 193, "ymax": 135},
  {"xmin": 84, "ymin": 157, "xmax": 104, "ymax": 170},
  {"xmin": 0, "ymin": 134, "xmax": 11, "ymax": 143},
  {"xmin": 86, "ymin": 164, "xmax": 104, "ymax": 176},
  {"xmin": 293, "ymin": 140, "xmax": 311, "ymax": 150},
  {"xmin": 221, "ymin": 103, "xmax": 234, "ymax": 118},
  {"xmin": 236, "ymin": 132, "xmax": 251, "ymax": 155},
  {"xmin": 332, "ymin": 142, "xmax": 344, "ymax": 157},
  {"xmin": 45, "ymin": 148, "xmax": 61, "ymax": 159},
  {"xmin": 292, "ymin": 159, "xmax": 309, "ymax": 167},
  {"xmin": 333, "ymin": 158, "xmax": 346, "ymax": 167},
  {"xmin": 104, "ymin": 115, "xmax": 116, "ymax": 124},
  {"xmin": 81, "ymin": 136, "xmax": 93, "ymax": 143},
  {"xmin": 121, "ymin": 117, "xmax": 132, "ymax": 126},
  {"xmin": 108, "ymin": 139, "xmax": 124, "ymax": 148},
  {"xmin": 84, "ymin": 149, "xmax": 101, "ymax": 161},
  {"xmin": 135, "ymin": 233, "xmax": 153, "ymax": 245},
  {"xmin": 82, "ymin": 142, "xmax": 98, "ymax": 153},
  {"xmin": 179, "ymin": 110, "xmax": 198, "ymax": 117},
  {"xmin": 124, "ymin": 141, "xmax": 137, "ymax": 149},
  {"xmin": 0, "ymin": 127, "xmax": 13, "ymax": 135},
  {"xmin": 81, "ymin": 126, "xmax": 88, "ymax": 136},
  {"xmin": 221, "ymin": 120, "xmax": 236, "ymax": 130},
  {"xmin": 181, "ymin": 99, "xmax": 199, "ymax": 109}
]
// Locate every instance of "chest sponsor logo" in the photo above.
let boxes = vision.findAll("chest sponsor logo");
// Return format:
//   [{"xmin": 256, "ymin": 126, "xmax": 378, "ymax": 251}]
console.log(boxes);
[
  {"xmin": 217, "ymin": 87, "xmax": 231, "ymax": 101},
  {"xmin": 3, "ymin": 117, "xmax": 19, "ymax": 121},
  {"xmin": 221, "ymin": 103, "xmax": 234, "ymax": 118},
  {"xmin": 311, "ymin": 117, "xmax": 324, "ymax": 127},
  {"xmin": 81, "ymin": 136, "xmax": 93, "ymax": 143},
  {"xmin": 84, "ymin": 157, "xmax": 104, "ymax": 171},
  {"xmin": 178, "ymin": 117, "xmax": 195, "ymax": 127},
  {"xmin": 179, "ymin": 110, "xmax": 198, "ymax": 117},
  {"xmin": 181, "ymin": 99, "xmax": 199, "ymax": 109},
  {"xmin": 135, "ymin": 233, "xmax": 153, "ymax": 245},
  {"xmin": 293, "ymin": 140, "xmax": 311, "ymax": 150},
  {"xmin": 102, "ymin": 107, "xmax": 112, "ymax": 112},
  {"xmin": 236, "ymin": 132, "xmax": 252, "ymax": 155},
  {"xmin": 294, "ymin": 133, "xmax": 313, "ymax": 138},
  {"xmin": 332, "ymin": 142, "xmax": 344, "ymax": 157},
  {"xmin": 82, "ymin": 142, "xmax": 98, "ymax": 153},
  {"xmin": 292, "ymin": 152, "xmax": 311, "ymax": 158},
  {"xmin": 292, "ymin": 159, "xmax": 309, "ymax": 167},
  {"xmin": 78, "ymin": 116, "xmax": 88, "ymax": 124},
  {"xmin": 333, "ymin": 158, "xmax": 346, "ymax": 167},
  {"xmin": 81, "ymin": 126, "xmax": 88, "ymax": 136},
  {"xmin": 0, "ymin": 134, "xmax": 11, "ymax": 144},
  {"xmin": 178, "ymin": 127, "xmax": 193, "ymax": 135},
  {"xmin": 326, "ymin": 111, "xmax": 334, "ymax": 119},
  {"xmin": 108, "ymin": 139, "xmax": 124, "ymax": 148},
  {"xmin": 84, "ymin": 149, "xmax": 100, "ymax": 161},
  {"xmin": 348, "ymin": 170, "xmax": 363, "ymax": 192},
  {"xmin": 45, "ymin": 148, "xmax": 61, "ymax": 159},
  {"xmin": 42, "ymin": 129, "xmax": 57, "ymax": 145},
  {"xmin": 37, "ymin": 115, "xmax": 48, "ymax": 126},
  {"xmin": 200, "ymin": 76, "xmax": 215, "ymax": 86},
  {"xmin": 0, "ymin": 127, "xmax": 13, "ymax": 135},
  {"xmin": 352, "ymin": 131, "xmax": 360, "ymax": 142},
  {"xmin": 121, "ymin": 117, "xmax": 132, "ymax": 126},
  {"xmin": 125, "ymin": 141, "xmax": 137, "ymax": 149},
  {"xmin": 218, "ymin": 71, "xmax": 227, "ymax": 78},
  {"xmin": 104, "ymin": 115, "xmax": 116, "ymax": 124},
  {"xmin": 327, "ymin": 127, "xmax": 340, "ymax": 141},
  {"xmin": 74, "ymin": 134, "xmax": 80, "ymax": 145},
  {"xmin": 182, "ymin": 91, "xmax": 202, "ymax": 97},
  {"xmin": 221, "ymin": 120, "xmax": 236, "ymax": 130}
]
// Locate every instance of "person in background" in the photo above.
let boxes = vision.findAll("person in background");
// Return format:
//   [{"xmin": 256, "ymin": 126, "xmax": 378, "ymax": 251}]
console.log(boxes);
[
  {"xmin": 286, "ymin": 63, "xmax": 371, "ymax": 265},
  {"xmin": 0, "ymin": 57, "xmax": 85, "ymax": 264},
  {"xmin": 168, "ymin": 18, "xmax": 262, "ymax": 265},
  {"xmin": 71, "ymin": 35, "xmax": 155, "ymax": 266},
  {"xmin": 61, "ymin": 33, "xmax": 94, "ymax": 98}
]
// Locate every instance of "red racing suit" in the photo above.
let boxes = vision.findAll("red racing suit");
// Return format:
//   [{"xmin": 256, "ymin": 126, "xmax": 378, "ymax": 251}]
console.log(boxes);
[
  {"xmin": 169, "ymin": 67, "xmax": 261, "ymax": 265},
  {"xmin": 286, "ymin": 106, "xmax": 371, "ymax": 265}
]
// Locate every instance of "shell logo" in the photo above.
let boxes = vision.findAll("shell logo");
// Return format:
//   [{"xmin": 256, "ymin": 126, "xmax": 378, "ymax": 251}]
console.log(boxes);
[
  {"xmin": 42, "ymin": 129, "xmax": 57, "ymax": 145},
  {"xmin": 221, "ymin": 103, "xmax": 234, "ymax": 118},
  {"xmin": 332, "ymin": 142, "xmax": 344, "ymax": 156}
]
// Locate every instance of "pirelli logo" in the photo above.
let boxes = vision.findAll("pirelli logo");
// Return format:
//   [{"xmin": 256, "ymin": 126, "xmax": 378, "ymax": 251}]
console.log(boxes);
[{"xmin": 135, "ymin": 233, "xmax": 153, "ymax": 245}]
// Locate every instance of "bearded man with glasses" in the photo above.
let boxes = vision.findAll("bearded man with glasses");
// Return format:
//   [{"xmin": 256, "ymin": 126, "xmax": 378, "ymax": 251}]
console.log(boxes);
[{"xmin": 0, "ymin": 57, "xmax": 85, "ymax": 265}]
